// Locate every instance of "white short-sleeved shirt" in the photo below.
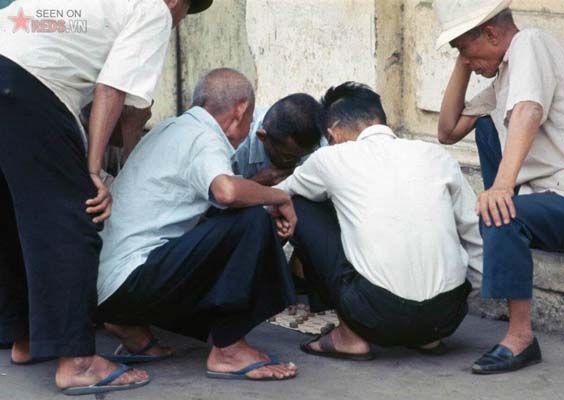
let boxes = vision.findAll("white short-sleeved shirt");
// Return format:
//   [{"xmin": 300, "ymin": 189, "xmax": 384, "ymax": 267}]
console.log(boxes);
[
  {"xmin": 97, "ymin": 107, "xmax": 235, "ymax": 304},
  {"xmin": 463, "ymin": 29, "xmax": 564, "ymax": 196},
  {"xmin": 276, "ymin": 125, "xmax": 483, "ymax": 302},
  {"xmin": 0, "ymin": 0, "xmax": 172, "ymax": 145}
]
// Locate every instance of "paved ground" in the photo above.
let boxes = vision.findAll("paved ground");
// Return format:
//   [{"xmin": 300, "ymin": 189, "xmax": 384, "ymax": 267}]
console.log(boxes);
[{"xmin": 1, "ymin": 315, "xmax": 564, "ymax": 400}]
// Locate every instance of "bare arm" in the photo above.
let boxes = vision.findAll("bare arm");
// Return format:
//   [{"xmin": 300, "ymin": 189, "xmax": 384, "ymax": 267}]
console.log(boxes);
[
  {"xmin": 211, "ymin": 175, "xmax": 290, "ymax": 208},
  {"xmin": 211, "ymin": 175, "xmax": 296, "ymax": 238},
  {"xmin": 88, "ymin": 84, "xmax": 126, "ymax": 175},
  {"xmin": 248, "ymin": 166, "xmax": 293, "ymax": 186},
  {"xmin": 475, "ymin": 101, "xmax": 543, "ymax": 227},
  {"xmin": 85, "ymin": 84, "xmax": 125, "ymax": 222},
  {"xmin": 438, "ymin": 56, "xmax": 479, "ymax": 145}
]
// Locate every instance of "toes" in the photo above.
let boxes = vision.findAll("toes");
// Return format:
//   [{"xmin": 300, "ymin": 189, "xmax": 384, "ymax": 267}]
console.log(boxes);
[
  {"xmin": 113, "ymin": 368, "xmax": 149, "ymax": 385},
  {"xmin": 246, "ymin": 365, "xmax": 297, "ymax": 380}
]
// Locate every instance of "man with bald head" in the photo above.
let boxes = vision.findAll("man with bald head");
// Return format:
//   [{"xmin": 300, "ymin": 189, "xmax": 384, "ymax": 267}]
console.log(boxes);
[{"xmin": 95, "ymin": 68, "xmax": 298, "ymax": 381}]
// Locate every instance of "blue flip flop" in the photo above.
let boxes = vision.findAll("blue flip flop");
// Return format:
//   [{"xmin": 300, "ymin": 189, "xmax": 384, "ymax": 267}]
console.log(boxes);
[
  {"xmin": 206, "ymin": 355, "xmax": 295, "ymax": 381},
  {"xmin": 61, "ymin": 363, "xmax": 150, "ymax": 396},
  {"xmin": 105, "ymin": 338, "xmax": 172, "ymax": 364}
]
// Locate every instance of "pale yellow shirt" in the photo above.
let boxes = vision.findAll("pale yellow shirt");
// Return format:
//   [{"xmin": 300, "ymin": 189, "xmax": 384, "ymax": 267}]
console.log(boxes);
[
  {"xmin": 463, "ymin": 28, "xmax": 564, "ymax": 196},
  {"xmin": 276, "ymin": 125, "xmax": 483, "ymax": 302}
]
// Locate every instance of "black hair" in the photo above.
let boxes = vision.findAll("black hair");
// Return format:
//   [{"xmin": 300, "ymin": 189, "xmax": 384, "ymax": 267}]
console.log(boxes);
[
  {"xmin": 261, "ymin": 93, "xmax": 323, "ymax": 150},
  {"xmin": 321, "ymin": 81, "xmax": 387, "ymax": 134}
]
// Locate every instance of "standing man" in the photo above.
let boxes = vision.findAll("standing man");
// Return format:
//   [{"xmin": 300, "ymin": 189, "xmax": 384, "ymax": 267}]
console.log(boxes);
[
  {"xmin": 434, "ymin": 0, "xmax": 564, "ymax": 374},
  {"xmin": 0, "ymin": 0, "xmax": 213, "ymax": 395}
]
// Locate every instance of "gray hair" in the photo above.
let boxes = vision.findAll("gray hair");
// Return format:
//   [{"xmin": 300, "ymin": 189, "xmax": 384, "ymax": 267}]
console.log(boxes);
[{"xmin": 192, "ymin": 68, "xmax": 255, "ymax": 117}]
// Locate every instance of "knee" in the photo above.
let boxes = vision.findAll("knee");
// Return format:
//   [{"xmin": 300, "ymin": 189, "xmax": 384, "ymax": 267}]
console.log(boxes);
[
  {"xmin": 292, "ymin": 196, "xmax": 320, "ymax": 219},
  {"xmin": 238, "ymin": 206, "xmax": 272, "ymax": 232}
]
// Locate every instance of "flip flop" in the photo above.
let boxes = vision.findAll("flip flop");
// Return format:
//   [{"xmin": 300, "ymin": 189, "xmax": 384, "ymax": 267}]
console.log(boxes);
[
  {"xmin": 61, "ymin": 363, "xmax": 150, "ymax": 396},
  {"xmin": 105, "ymin": 338, "xmax": 172, "ymax": 364},
  {"xmin": 300, "ymin": 330, "xmax": 375, "ymax": 361},
  {"xmin": 11, "ymin": 356, "xmax": 56, "ymax": 365},
  {"xmin": 206, "ymin": 354, "xmax": 295, "ymax": 381}
]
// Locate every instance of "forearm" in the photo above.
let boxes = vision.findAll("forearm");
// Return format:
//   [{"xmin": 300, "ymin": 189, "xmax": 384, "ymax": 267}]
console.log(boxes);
[
  {"xmin": 493, "ymin": 102, "xmax": 543, "ymax": 189},
  {"xmin": 88, "ymin": 84, "xmax": 126, "ymax": 174},
  {"xmin": 212, "ymin": 175, "xmax": 290, "ymax": 208},
  {"xmin": 438, "ymin": 58, "xmax": 473, "ymax": 144}
]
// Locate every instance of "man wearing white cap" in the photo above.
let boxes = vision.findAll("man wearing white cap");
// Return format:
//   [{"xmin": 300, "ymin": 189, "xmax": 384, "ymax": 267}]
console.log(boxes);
[{"xmin": 434, "ymin": 0, "xmax": 564, "ymax": 374}]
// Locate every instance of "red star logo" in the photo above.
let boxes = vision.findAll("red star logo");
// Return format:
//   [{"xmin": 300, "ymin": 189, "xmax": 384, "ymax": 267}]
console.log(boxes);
[{"xmin": 9, "ymin": 8, "xmax": 32, "ymax": 33}]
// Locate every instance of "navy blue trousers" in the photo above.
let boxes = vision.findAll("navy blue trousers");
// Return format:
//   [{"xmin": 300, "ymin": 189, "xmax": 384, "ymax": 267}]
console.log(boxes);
[
  {"xmin": 0, "ymin": 56, "xmax": 101, "ymax": 357},
  {"xmin": 291, "ymin": 197, "xmax": 471, "ymax": 347},
  {"xmin": 97, "ymin": 207, "xmax": 296, "ymax": 348},
  {"xmin": 476, "ymin": 116, "xmax": 564, "ymax": 299}
]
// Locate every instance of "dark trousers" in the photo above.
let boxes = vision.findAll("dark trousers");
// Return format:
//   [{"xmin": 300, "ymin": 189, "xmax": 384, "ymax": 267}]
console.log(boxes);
[
  {"xmin": 291, "ymin": 197, "xmax": 471, "ymax": 347},
  {"xmin": 475, "ymin": 116, "xmax": 564, "ymax": 299},
  {"xmin": 97, "ymin": 206, "xmax": 296, "ymax": 348},
  {"xmin": 0, "ymin": 56, "xmax": 101, "ymax": 357}
]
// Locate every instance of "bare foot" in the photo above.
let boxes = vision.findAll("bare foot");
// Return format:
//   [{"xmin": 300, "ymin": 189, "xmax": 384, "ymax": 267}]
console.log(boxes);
[
  {"xmin": 308, "ymin": 323, "xmax": 370, "ymax": 355},
  {"xmin": 104, "ymin": 323, "xmax": 173, "ymax": 357},
  {"xmin": 500, "ymin": 332, "xmax": 534, "ymax": 355},
  {"xmin": 55, "ymin": 356, "xmax": 149, "ymax": 390},
  {"xmin": 11, "ymin": 336, "xmax": 32, "ymax": 363},
  {"xmin": 207, "ymin": 339, "xmax": 297, "ymax": 380}
]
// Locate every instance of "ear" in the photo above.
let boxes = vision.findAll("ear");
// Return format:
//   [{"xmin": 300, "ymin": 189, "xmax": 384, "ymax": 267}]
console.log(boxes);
[
  {"xmin": 326, "ymin": 128, "xmax": 338, "ymax": 145},
  {"xmin": 234, "ymin": 100, "xmax": 249, "ymax": 122},
  {"xmin": 482, "ymin": 25, "xmax": 499, "ymax": 45},
  {"xmin": 256, "ymin": 128, "xmax": 267, "ymax": 142},
  {"xmin": 164, "ymin": 0, "xmax": 179, "ymax": 10}
]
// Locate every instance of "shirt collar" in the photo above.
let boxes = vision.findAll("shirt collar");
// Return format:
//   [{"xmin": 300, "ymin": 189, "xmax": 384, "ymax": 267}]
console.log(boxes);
[
  {"xmin": 502, "ymin": 31, "xmax": 522, "ymax": 64},
  {"xmin": 357, "ymin": 124, "xmax": 397, "ymax": 141},
  {"xmin": 248, "ymin": 131, "xmax": 270, "ymax": 165},
  {"xmin": 185, "ymin": 106, "xmax": 235, "ymax": 155},
  {"xmin": 248, "ymin": 107, "xmax": 270, "ymax": 165}
]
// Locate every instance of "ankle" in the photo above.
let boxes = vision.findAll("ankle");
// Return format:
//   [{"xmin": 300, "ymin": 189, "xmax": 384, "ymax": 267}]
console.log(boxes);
[{"xmin": 55, "ymin": 356, "xmax": 96, "ymax": 388}]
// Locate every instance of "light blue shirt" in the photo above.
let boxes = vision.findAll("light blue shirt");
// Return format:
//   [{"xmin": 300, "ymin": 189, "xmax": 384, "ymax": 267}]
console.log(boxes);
[
  {"xmin": 97, "ymin": 107, "xmax": 235, "ymax": 304},
  {"xmin": 232, "ymin": 107, "xmax": 270, "ymax": 178}
]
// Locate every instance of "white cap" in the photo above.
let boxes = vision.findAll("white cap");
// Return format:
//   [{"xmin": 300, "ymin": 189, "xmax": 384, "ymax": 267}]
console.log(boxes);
[{"xmin": 433, "ymin": 0, "xmax": 512, "ymax": 49}]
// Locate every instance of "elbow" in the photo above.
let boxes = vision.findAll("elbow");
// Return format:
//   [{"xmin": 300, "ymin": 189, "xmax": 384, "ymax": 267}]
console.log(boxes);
[
  {"xmin": 438, "ymin": 130, "xmax": 456, "ymax": 145},
  {"xmin": 211, "ymin": 176, "xmax": 237, "ymax": 207}
]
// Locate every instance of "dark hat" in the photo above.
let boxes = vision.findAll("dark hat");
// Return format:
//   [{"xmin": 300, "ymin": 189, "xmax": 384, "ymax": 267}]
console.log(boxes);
[{"xmin": 188, "ymin": 0, "xmax": 213, "ymax": 14}]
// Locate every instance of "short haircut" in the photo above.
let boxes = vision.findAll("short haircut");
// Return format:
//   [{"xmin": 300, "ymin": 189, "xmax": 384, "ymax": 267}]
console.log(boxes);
[
  {"xmin": 192, "ymin": 68, "xmax": 255, "ymax": 116},
  {"xmin": 451, "ymin": 9, "xmax": 515, "ymax": 45},
  {"xmin": 262, "ymin": 93, "xmax": 323, "ymax": 150},
  {"xmin": 321, "ymin": 82, "xmax": 387, "ymax": 133}
]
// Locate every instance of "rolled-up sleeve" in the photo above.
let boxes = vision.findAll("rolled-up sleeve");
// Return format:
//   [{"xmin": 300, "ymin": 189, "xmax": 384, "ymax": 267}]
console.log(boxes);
[
  {"xmin": 96, "ymin": 0, "xmax": 172, "ymax": 108},
  {"xmin": 504, "ymin": 31, "xmax": 557, "ymax": 125},
  {"xmin": 190, "ymin": 135, "xmax": 235, "ymax": 205}
]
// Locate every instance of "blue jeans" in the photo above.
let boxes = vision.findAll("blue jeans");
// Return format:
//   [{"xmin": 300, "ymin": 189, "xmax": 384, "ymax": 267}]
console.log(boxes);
[{"xmin": 476, "ymin": 116, "xmax": 564, "ymax": 299}]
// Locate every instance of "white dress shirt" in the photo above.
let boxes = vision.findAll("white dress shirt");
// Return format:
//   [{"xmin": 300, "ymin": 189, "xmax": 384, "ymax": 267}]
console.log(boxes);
[
  {"xmin": 276, "ymin": 125, "xmax": 483, "ymax": 302},
  {"xmin": 0, "ymin": 0, "xmax": 172, "ymax": 145},
  {"xmin": 97, "ymin": 107, "xmax": 235, "ymax": 304}
]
